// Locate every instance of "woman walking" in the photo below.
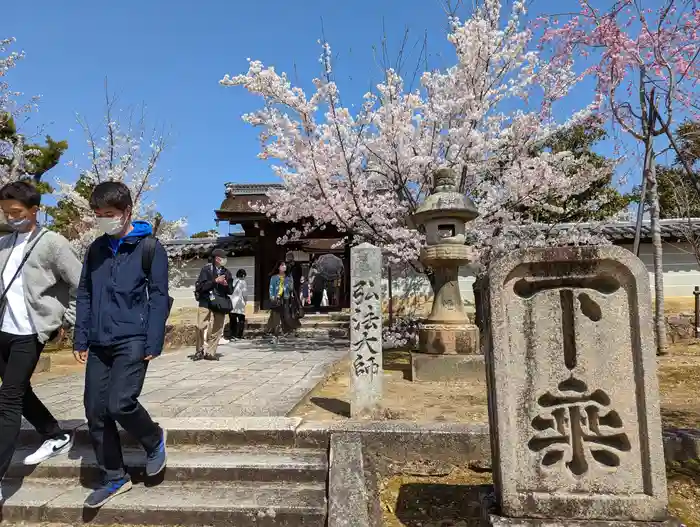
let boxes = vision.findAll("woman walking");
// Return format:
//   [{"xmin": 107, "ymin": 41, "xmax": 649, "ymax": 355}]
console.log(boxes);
[
  {"xmin": 228, "ymin": 269, "xmax": 247, "ymax": 340},
  {"xmin": 265, "ymin": 261, "xmax": 300, "ymax": 342}
]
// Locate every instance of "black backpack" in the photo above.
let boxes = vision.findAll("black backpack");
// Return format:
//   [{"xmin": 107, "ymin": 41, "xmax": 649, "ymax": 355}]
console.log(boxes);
[
  {"xmin": 193, "ymin": 263, "xmax": 212, "ymax": 302},
  {"xmin": 141, "ymin": 236, "xmax": 174, "ymax": 315}
]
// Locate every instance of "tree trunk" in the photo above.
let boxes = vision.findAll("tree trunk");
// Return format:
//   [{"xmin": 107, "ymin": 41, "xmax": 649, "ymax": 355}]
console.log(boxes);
[
  {"xmin": 10, "ymin": 134, "xmax": 24, "ymax": 179},
  {"xmin": 633, "ymin": 171, "xmax": 647, "ymax": 256},
  {"xmin": 387, "ymin": 265, "xmax": 393, "ymax": 327},
  {"xmin": 645, "ymin": 144, "xmax": 668, "ymax": 355}
]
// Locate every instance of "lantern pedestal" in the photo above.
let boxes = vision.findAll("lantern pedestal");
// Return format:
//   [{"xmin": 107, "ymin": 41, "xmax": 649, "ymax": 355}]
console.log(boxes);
[{"xmin": 411, "ymin": 245, "xmax": 484, "ymax": 382}]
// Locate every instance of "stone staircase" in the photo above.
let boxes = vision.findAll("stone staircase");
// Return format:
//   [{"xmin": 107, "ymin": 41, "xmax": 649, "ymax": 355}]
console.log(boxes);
[
  {"xmin": 2, "ymin": 421, "xmax": 329, "ymax": 526},
  {"xmin": 245, "ymin": 312, "xmax": 350, "ymax": 339}
]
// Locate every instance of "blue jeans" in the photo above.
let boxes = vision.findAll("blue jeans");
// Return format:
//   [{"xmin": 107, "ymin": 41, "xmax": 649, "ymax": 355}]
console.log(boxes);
[{"xmin": 84, "ymin": 339, "xmax": 161, "ymax": 483}]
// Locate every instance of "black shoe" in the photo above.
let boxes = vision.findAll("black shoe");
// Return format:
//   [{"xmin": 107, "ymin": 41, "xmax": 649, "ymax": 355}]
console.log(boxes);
[
  {"xmin": 192, "ymin": 350, "xmax": 204, "ymax": 361},
  {"xmin": 204, "ymin": 354, "xmax": 219, "ymax": 361}
]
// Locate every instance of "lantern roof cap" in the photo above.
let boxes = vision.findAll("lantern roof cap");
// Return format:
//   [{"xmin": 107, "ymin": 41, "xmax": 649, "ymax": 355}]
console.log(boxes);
[{"xmin": 413, "ymin": 168, "xmax": 479, "ymax": 224}]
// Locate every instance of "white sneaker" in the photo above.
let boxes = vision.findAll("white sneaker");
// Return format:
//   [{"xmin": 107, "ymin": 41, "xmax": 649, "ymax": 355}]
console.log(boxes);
[
  {"xmin": 23, "ymin": 433, "xmax": 73, "ymax": 465},
  {"xmin": 219, "ymin": 337, "xmax": 230, "ymax": 345}
]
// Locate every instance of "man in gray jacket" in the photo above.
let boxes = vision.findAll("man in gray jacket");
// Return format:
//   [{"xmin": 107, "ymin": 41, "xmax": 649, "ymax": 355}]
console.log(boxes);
[{"xmin": 0, "ymin": 181, "xmax": 82, "ymax": 500}]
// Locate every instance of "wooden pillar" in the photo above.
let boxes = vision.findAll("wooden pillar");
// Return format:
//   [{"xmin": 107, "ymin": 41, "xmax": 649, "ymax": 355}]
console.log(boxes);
[
  {"xmin": 253, "ymin": 235, "xmax": 265, "ymax": 313},
  {"xmin": 258, "ymin": 233, "xmax": 279, "ymax": 311},
  {"xmin": 342, "ymin": 236, "xmax": 352, "ymax": 310}
]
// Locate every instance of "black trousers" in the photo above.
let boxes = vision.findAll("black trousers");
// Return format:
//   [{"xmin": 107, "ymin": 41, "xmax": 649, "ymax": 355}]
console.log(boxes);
[
  {"xmin": 0, "ymin": 331, "xmax": 64, "ymax": 480},
  {"xmin": 228, "ymin": 313, "xmax": 245, "ymax": 339},
  {"xmin": 84, "ymin": 338, "xmax": 161, "ymax": 483}
]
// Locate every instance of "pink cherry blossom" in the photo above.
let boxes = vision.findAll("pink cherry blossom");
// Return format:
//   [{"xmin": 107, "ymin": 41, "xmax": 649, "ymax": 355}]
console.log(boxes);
[
  {"xmin": 542, "ymin": 0, "xmax": 700, "ymax": 136},
  {"xmin": 221, "ymin": 1, "xmax": 611, "ymax": 266}
]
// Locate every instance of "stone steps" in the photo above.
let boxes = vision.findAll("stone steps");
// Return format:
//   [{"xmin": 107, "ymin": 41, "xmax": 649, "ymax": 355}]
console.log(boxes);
[
  {"xmin": 10, "ymin": 419, "xmax": 329, "ymax": 526},
  {"xmin": 19, "ymin": 418, "xmax": 322, "ymax": 449},
  {"xmin": 246, "ymin": 319, "xmax": 348, "ymax": 329},
  {"xmin": 247, "ymin": 313, "xmax": 350, "ymax": 323},
  {"xmin": 244, "ymin": 327, "xmax": 349, "ymax": 339},
  {"xmin": 241, "ymin": 313, "xmax": 350, "ymax": 339},
  {"xmin": 8, "ymin": 445, "xmax": 327, "ymax": 484},
  {"xmin": 0, "ymin": 479, "xmax": 326, "ymax": 526}
]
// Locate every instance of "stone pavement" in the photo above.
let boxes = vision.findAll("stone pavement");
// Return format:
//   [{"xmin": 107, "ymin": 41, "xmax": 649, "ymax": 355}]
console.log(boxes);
[{"xmin": 27, "ymin": 337, "xmax": 347, "ymax": 420}]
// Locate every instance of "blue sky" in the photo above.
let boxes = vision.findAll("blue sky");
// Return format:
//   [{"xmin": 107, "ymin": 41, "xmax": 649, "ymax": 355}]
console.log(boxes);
[{"xmin": 4, "ymin": 0, "xmax": 666, "ymax": 234}]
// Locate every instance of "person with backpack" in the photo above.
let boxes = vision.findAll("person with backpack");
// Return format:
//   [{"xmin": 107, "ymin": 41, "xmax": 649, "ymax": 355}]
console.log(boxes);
[
  {"xmin": 73, "ymin": 181, "xmax": 170, "ymax": 509},
  {"xmin": 194, "ymin": 249, "xmax": 233, "ymax": 360},
  {"xmin": 0, "ymin": 181, "xmax": 82, "ymax": 502}
]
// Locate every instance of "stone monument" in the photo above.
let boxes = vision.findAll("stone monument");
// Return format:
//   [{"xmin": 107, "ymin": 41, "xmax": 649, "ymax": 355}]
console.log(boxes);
[
  {"xmin": 350, "ymin": 243, "xmax": 383, "ymax": 418},
  {"xmin": 410, "ymin": 168, "xmax": 481, "ymax": 382},
  {"xmin": 482, "ymin": 246, "xmax": 674, "ymax": 526}
]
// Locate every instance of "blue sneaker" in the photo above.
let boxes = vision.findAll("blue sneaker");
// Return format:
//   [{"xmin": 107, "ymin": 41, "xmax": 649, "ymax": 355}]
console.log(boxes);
[
  {"xmin": 146, "ymin": 428, "xmax": 167, "ymax": 477},
  {"xmin": 84, "ymin": 478, "xmax": 132, "ymax": 509}
]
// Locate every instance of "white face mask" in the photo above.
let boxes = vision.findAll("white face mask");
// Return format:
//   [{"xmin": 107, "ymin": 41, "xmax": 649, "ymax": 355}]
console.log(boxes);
[
  {"xmin": 218, "ymin": 257, "xmax": 228, "ymax": 267},
  {"xmin": 96, "ymin": 216, "xmax": 125, "ymax": 236}
]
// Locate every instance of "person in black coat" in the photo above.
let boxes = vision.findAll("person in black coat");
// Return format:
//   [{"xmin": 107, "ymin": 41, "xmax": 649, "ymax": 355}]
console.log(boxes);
[
  {"xmin": 194, "ymin": 249, "xmax": 233, "ymax": 361},
  {"xmin": 285, "ymin": 251, "xmax": 302, "ymax": 296}
]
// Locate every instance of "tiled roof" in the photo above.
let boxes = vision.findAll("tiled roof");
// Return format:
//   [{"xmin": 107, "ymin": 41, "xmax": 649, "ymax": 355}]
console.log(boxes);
[
  {"xmin": 224, "ymin": 183, "xmax": 283, "ymax": 197},
  {"xmin": 164, "ymin": 218, "xmax": 700, "ymax": 259},
  {"xmin": 536, "ymin": 218, "xmax": 700, "ymax": 243},
  {"xmin": 216, "ymin": 183, "xmax": 284, "ymax": 217},
  {"xmin": 163, "ymin": 235, "xmax": 255, "ymax": 258}
]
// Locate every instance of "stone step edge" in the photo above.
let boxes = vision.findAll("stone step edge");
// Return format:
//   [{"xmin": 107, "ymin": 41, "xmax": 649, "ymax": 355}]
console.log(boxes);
[
  {"xmin": 245, "ymin": 327, "xmax": 349, "ymax": 334},
  {"xmin": 0, "ymin": 479, "xmax": 327, "ymax": 527},
  {"xmin": 9, "ymin": 444, "xmax": 328, "ymax": 484},
  {"xmin": 20, "ymin": 418, "xmax": 697, "ymax": 466},
  {"xmin": 245, "ymin": 321, "xmax": 349, "ymax": 328},
  {"xmin": 20, "ymin": 418, "xmax": 492, "ymax": 449}
]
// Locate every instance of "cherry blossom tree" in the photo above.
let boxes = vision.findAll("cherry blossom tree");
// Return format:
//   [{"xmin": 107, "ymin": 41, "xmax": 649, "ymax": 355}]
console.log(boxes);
[
  {"xmin": 0, "ymin": 37, "xmax": 46, "ymax": 187},
  {"xmin": 0, "ymin": 37, "xmax": 34, "ymax": 129},
  {"xmin": 542, "ymin": 0, "xmax": 700, "ymax": 354},
  {"xmin": 52, "ymin": 87, "xmax": 186, "ymax": 281},
  {"xmin": 220, "ymin": 0, "xmax": 613, "ymax": 269}
]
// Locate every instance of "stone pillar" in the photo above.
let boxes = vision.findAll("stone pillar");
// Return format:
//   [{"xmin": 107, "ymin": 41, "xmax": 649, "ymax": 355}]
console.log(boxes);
[
  {"xmin": 350, "ymin": 243, "xmax": 383, "ymax": 418},
  {"xmin": 482, "ymin": 246, "xmax": 673, "ymax": 526}
]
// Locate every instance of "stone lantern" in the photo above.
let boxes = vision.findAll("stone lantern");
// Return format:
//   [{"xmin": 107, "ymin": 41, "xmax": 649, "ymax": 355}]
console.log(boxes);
[{"xmin": 410, "ymin": 168, "xmax": 482, "ymax": 381}]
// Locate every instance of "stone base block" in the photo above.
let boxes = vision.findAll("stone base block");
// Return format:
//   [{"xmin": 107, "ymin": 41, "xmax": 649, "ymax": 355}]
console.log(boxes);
[
  {"xmin": 485, "ymin": 515, "xmax": 682, "ymax": 526},
  {"xmin": 418, "ymin": 322, "xmax": 479, "ymax": 355},
  {"xmin": 482, "ymin": 496, "xmax": 682, "ymax": 527},
  {"xmin": 410, "ymin": 352, "xmax": 485, "ymax": 382}
]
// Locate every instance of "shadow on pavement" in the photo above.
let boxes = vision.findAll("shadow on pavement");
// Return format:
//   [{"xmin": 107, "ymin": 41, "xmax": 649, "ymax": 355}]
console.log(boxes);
[{"xmin": 309, "ymin": 397, "xmax": 350, "ymax": 417}]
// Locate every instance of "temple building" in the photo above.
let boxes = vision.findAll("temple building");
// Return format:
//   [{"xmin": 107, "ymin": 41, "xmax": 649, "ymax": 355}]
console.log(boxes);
[{"xmin": 167, "ymin": 183, "xmax": 350, "ymax": 314}]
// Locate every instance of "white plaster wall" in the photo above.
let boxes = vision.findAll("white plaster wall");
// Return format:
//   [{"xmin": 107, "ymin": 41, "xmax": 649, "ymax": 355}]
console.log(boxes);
[
  {"xmin": 379, "ymin": 265, "xmax": 477, "ymax": 308},
  {"xmin": 619, "ymin": 242, "xmax": 700, "ymax": 298},
  {"xmin": 169, "ymin": 243, "xmax": 700, "ymax": 312},
  {"xmin": 383, "ymin": 243, "xmax": 700, "ymax": 306},
  {"xmin": 171, "ymin": 256, "xmax": 256, "ymax": 310}
]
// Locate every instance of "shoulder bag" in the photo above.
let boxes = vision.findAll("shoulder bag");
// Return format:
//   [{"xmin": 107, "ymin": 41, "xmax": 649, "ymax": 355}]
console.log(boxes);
[
  {"xmin": 208, "ymin": 268, "xmax": 233, "ymax": 313},
  {"xmin": 0, "ymin": 230, "xmax": 48, "ymax": 308}
]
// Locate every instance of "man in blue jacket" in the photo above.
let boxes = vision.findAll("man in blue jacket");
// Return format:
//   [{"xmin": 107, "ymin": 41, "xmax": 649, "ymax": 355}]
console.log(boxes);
[{"xmin": 73, "ymin": 181, "xmax": 169, "ymax": 508}]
